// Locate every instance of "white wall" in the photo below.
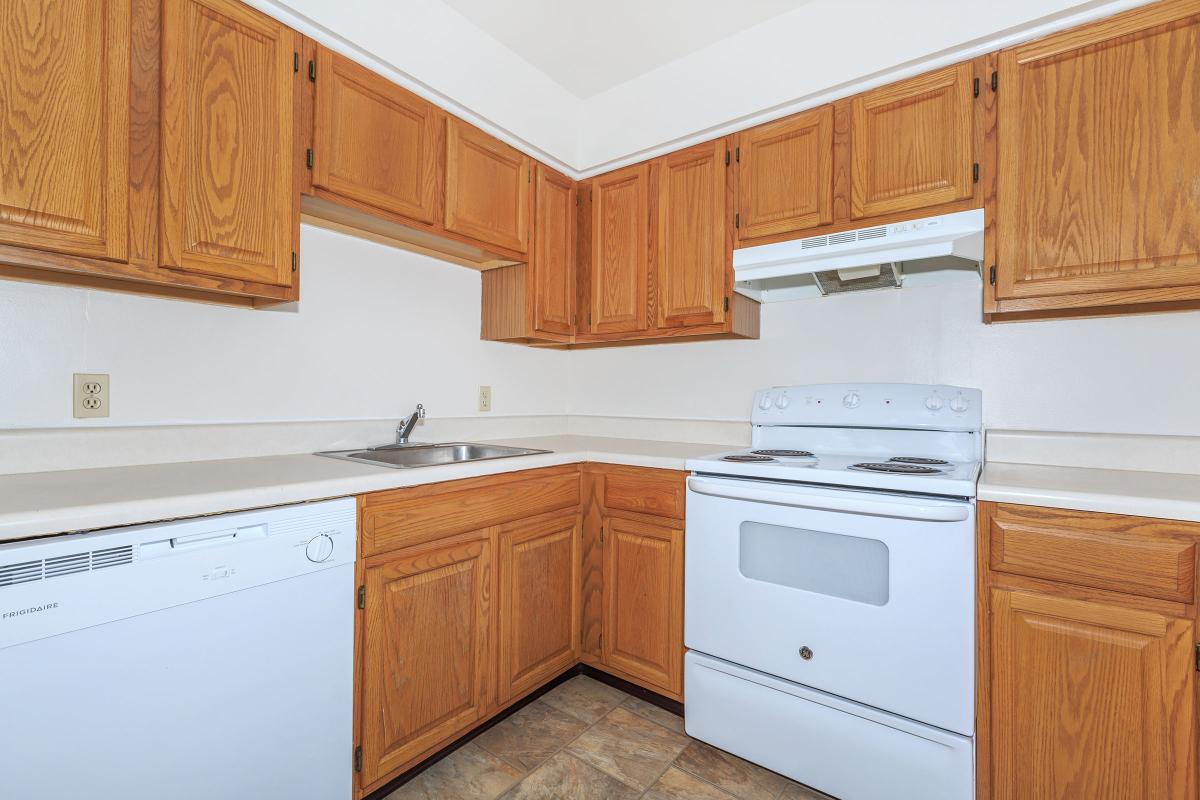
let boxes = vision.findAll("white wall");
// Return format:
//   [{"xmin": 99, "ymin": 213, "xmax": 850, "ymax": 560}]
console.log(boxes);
[
  {"xmin": 567, "ymin": 282, "xmax": 1200, "ymax": 437},
  {"xmin": 0, "ymin": 226, "xmax": 569, "ymax": 429}
]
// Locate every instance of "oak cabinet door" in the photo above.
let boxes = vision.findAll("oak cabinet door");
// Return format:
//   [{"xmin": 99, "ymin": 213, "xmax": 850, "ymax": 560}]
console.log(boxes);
[
  {"xmin": 0, "ymin": 0, "xmax": 129, "ymax": 260},
  {"xmin": 312, "ymin": 48, "xmax": 441, "ymax": 224},
  {"xmin": 989, "ymin": 589, "xmax": 1195, "ymax": 800},
  {"xmin": 445, "ymin": 118, "xmax": 530, "ymax": 253},
  {"xmin": 531, "ymin": 164, "xmax": 576, "ymax": 337},
  {"xmin": 160, "ymin": 0, "xmax": 296, "ymax": 287},
  {"xmin": 589, "ymin": 163, "xmax": 649, "ymax": 334},
  {"xmin": 654, "ymin": 140, "xmax": 728, "ymax": 328},
  {"xmin": 850, "ymin": 62, "xmax": 974, "ymax": 219},
  {"xmin": 995, "ymin": 2, "xmax": 1200, "ymax": 305},
  {"xmin": 495, "ymin": 511, "xmax": 580, "ymax": 704},
  {"xmin": 735, "ymin": 106, "xmax": 833, "ymax": 241},
  {"xmin": 602, "ymin": 516, "xmax": 683, "ymax": 694},
  {"xmin": 359, "ymin": 535, "xmax": 492, "ymax": 785}
]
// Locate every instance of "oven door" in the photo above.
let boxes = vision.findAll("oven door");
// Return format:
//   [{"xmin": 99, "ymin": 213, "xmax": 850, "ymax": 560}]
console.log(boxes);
[{"xmin": 685, "ymin": 475, "xmax": 974, "ymax": 735}]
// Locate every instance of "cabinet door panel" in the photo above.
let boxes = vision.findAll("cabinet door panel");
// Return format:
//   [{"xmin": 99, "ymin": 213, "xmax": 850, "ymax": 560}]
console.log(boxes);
[
  {"xmin": 445, "ymin": 118, "xmax": 530, "ymax": 252},
  {"xmin": 736, "ymin": 106, "xmax": 833, "ymax": 241},
  {"xmin": 313, "ymin": 49, "xmax": 441, "ymax": 224},
  {"xmin": 850, "ymin": 62, "xmax": 974, "ymax": 219},
  {"xmin": 496, "ymin": 512, "xmax": 580, "ymax": 703},
  {"xmin": 655, "ymin": 140, "xmax": 727, "ymax": 328},
  {"xmin": 602, "ymin": 516, "xmax": 683, "ymax": 694},
  {"xmin": 0, "ymin": 0, "xmax": 129, "ymax": 260},
  {"xmin": 996, "ymin": 3, "xmax": 1200, "ymax": 302},
  {"xmin": 532, "ymin": 164, "xmax": 576, "ymax": 336},
  {"xmin": 160, "ymin": 0, "xmax": 295, "ymax": 286},
  {"xmin": 589, "ymin": 164, "xmax": 649, "ymax": 334},
  {"xmin": 360, "ymin": 535, "xmax": 491, "ymax": 785},
  {"xmin": 989, "ymin": 589, "xmax": 1195, "ymax": 800}
]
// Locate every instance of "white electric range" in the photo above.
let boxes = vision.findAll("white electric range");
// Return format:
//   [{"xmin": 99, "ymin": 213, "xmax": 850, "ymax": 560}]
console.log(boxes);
[{"xmin": 684, "ymin": 383, "xmax": 981, "ymax": 800}]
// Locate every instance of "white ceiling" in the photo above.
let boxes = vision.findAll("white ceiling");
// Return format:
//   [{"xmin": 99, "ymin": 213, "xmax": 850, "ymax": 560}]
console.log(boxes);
[{"xmin": 440, "ymin": 0, "xmax": 813, "ymax": 98}]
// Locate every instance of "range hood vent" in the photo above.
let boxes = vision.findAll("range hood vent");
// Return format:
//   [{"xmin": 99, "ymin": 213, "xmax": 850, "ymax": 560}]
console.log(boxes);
[{"xmin": 734, "ymin": 209, "xmax": 984, "ymax": 302}]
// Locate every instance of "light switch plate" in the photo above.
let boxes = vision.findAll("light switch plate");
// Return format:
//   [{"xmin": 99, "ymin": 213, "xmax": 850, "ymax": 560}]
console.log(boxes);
[
  {"xmin": 73, "ymin": 373, "xmax": 109, "ymax": 418},
  {"xmin": 478, "ymin": 385, "xmax": 492, "ymax": 412}
]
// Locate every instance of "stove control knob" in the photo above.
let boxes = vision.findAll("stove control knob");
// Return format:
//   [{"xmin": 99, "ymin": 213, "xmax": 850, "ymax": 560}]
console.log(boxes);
[
  {"xmin": 758, "ymin": 394, "xmax": 773, "ymax": 411},
  {"xmin": 925, "ymin": 395, "xmax": 944, "ymax": 411},
  {"xmin": 842, "ymin": 391, "xmax": 861, "ymax": 409},
  {"xmin": 950, "ymin": 394, "xmax": 970, "ymax": 413},
  {"xmin": 305, "ymin": 534, "xmax": 334, "ymax": 563},
  {"xmin": 775, "ymin": 392, "xmax": 791, "ymax": 409}
]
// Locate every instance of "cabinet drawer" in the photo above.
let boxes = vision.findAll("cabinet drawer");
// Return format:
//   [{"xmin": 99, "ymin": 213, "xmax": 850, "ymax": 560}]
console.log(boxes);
[
  {"xmin": 988, "ymin": 504, "xmax": 1197, "ymax": 602},
  {"xmin": 603, "ymin": 466, "xmax": 685, "ymax": 519},
  {"xmin": 361, "ymin": 466, "xmax": 580, "ymax": 557}
]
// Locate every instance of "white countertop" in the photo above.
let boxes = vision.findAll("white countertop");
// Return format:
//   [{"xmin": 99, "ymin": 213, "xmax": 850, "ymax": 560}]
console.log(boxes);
[
  {"xmin": 0, "ymin": 435, "xmax": 722, "ymax": 544},
  {"xmin": 979, "ymin": 461, "xmax": 1200, "ymax": 523}
]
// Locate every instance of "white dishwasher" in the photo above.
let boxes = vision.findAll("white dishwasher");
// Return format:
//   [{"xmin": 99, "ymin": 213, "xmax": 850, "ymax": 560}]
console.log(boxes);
[{"xmin": 0, "ymin": 497, "xmax": 356, "ymax": 800}]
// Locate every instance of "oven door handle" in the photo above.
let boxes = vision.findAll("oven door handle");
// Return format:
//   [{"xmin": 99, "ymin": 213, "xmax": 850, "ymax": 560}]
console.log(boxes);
[{"xmin": 687, "ymin": 478, "xmax": 970, "ymax": 522}]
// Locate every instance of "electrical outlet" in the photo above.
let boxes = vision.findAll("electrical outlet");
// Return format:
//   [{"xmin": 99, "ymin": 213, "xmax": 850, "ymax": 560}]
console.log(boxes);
[
  {"xmin": 478, "ymin": 385, "xmax": 492, "ymax": 412},
  {"xmin": 73, "ymin": 373, "xmax": 109, "ymax": 419}
]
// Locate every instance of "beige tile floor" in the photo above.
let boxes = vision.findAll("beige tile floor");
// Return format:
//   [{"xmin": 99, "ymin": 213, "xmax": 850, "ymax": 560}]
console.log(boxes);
[{"xmin": 386, "ymin": 675, "xmax": 836, "ymax": 800}]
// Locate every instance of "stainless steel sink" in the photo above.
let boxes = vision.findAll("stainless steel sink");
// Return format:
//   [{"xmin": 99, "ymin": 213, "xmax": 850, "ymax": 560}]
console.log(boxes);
[{"xmin": 315, "ymin": 442, "xmax": 550, "ymax": 469}]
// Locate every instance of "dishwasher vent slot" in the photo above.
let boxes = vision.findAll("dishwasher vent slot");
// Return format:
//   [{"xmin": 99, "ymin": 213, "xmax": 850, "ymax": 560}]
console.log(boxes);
[
  {"xmin": 0, "ymin": 545, "xmax": 134, "ymax": 589},
  {"xmin": 0, "ymin": 560, "xmax": 42, "ymax": 587}
]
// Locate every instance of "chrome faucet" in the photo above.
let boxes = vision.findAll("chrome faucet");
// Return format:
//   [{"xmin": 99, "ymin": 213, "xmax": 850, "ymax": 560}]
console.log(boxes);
[{"xmin": 396, "ymin": 404, "xmax": 425, "ymax": 445}]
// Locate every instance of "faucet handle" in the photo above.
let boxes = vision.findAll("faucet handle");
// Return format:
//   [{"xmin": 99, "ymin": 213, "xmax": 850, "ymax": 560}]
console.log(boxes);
[{"xmin": 416, "ymin": 403, "xmax": 426, "ymax": 419}]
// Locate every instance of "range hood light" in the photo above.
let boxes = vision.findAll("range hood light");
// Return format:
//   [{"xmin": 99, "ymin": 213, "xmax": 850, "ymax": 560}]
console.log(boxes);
[{"xmin": 813, "ymin": 263, "xmax": 902, "ymax": 295}]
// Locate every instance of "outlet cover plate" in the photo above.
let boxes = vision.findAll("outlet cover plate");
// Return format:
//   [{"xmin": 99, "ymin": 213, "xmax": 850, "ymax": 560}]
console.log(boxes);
[
  {"xmin": 478, "ymin": 385, "xmax": 492, "ymax": 413},
  {"xmin": 73, "ymin": 373, "xmax": 109, "ymax": 419}
]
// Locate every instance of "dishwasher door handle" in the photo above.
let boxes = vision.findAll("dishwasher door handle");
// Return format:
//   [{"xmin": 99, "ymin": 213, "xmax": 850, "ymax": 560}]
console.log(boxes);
[{"xmin": 687, "ymin": 478, "xmax": 970, "ymax": 522}]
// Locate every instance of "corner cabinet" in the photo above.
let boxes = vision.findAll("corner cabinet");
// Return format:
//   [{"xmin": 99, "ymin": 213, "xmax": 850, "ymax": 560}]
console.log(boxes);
[
  {"xmin": 159, "ymin": 0, "xmax": 297, "ymax": 287},
  {"xmin": 988, "ymin": 0, "xmax": 1200, "ymax": 318},
  {"xmin": 445, "ymin": 118, "xmax": 531, "ymax": 254},
  {"xmin": 977, "ymin": 501, "xmax": 1199, "ymax": 800}
]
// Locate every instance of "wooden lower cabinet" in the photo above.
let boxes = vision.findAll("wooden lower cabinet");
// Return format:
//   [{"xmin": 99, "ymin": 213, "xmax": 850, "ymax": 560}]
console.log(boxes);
[
  {"xmin": 978, "ymin": 501, "xmax": 1200, "ymax": 800},
  {"xmin": 355, "ymin": 464, "xmax": 686, "ymax": 794},
  {"xmin": 602, "ymin": 515, "xmax": 685, "ymax": 695},
  {"xmin": 358, "ymin": 531, "xmax": 492, "ymax": 788},
  {"xmin": 495, "ymin": 510, "xmax": 580, "ymax": 705},
  {"xmin": 988, "ymin": 589, "xmax": 1194, "ymax": 799}
]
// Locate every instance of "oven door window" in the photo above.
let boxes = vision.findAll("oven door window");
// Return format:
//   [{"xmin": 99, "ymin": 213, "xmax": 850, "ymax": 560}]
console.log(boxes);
[{"xmin": 738, "ymin": 521, "xmax": 889, "ymax": 606}]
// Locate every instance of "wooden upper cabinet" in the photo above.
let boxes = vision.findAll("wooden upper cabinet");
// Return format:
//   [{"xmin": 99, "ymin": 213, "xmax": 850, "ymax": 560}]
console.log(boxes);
[
  {"xmin": 994, "ymin": 0, "xmax": 1200, "ymax": 309},
  {"xmin": 531, "ymin": 164, "xmax": 576, "ymax": 337},
  {"xmin": 589, "ymin": 163, "xmax": 650, "ymax": 334},
  {"xmin": 0, "ymin": 0, "xmax": 129, "ymax": 261},
  {"xmin": 445, "ymin": 118, "xmax": 530, "ymax": 253},
  {"xmin": 312, "ymin": 48, "xmax": 441, "ymax": 224},
  {"xmin": 602, "ymin": 515, "xmax": 684, "ymax": 695},
  {"xmin": 735, "ymin": 106, "xmax": 834, "ymax": 241},
  {"xmin": 850, "ymin": 62, "xmax": 975, "ymax": 219},
  {"xmin": 989, "ymin": 589, "xmax": 1195, "ymax": 799},
  {"xmin": 654, "ymin": 140, "xmax": 728, "ymax": 328},
  {"xmin": 495, "ymin": 511, "xmax": 580, "ymax": 705},
  {"xmin": 160, "ymin": 0, "xmax": 296, "ymax": 287},
  {"xmin": 359, "ymin": 534, "xmax": 492, "ymax": 786}
]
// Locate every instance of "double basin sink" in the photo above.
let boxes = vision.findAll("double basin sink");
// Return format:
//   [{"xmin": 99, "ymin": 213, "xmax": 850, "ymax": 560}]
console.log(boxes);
[{"xmin": 316, "ymin": 442, "xmax": 550, "ymax": 470}]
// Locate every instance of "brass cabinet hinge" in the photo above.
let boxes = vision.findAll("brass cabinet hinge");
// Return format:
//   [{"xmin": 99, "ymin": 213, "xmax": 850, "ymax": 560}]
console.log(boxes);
[
  {"xmin": 354, "ymin": 745, "xmax": 362, "ymax": 772},
  {"xmin": 291, "ymin": 251, "xmax": 297, "ymax": 273},
  {"xmin": 306, "ymin": 149, "xmax": 313, "ymax": 169},
  {"xmin": 308, "ymin": 59, "xmax": 317, "ymax": 82},
  {"xmin": 972, "ymin": 163, "xmax": 979, "ymax": 183},
  {"xmin": 972, "ymin": 77, "xmax": 979, "ymax": 98},
  {"xmin": 734, "ymin": 212, "xmax": 740, "ymax": 229},
  {"xmin": 735, "ymin": 146, "xmax": 740, "ymax": 163},
  {"xmin": 293, "ymin": 52, "xmax": 300, "ymax": 73},
  {"xmin": 991, "ymin": 70, "xmax": 998, "ymax": 92},
  {"xmin": 723, "ymin": 296, "xmax": 730, "ymax": 313},
  {"xmin": 599, "ymin": 524, "xmax": 604, "ymax": 544},
  {"xmin": 725, "ymin": 150, "xmax": 730, "ymax": 166},
  {"xmin": 1194, "ymin": 642, "xmax": 1200, "ymax": 672},
  {"xmin": 357, "ymin": 584, "xmax": 365, "ymax": 609},
  {"xmin": 988, "ymin": 265, "xmax": 997, "ymax": 286}
]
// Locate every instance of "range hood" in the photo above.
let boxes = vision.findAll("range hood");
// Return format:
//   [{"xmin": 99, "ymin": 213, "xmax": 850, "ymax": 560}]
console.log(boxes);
[{"xmin": 734, "ymin": 209, "xmax": 984, "ymax": 301}]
